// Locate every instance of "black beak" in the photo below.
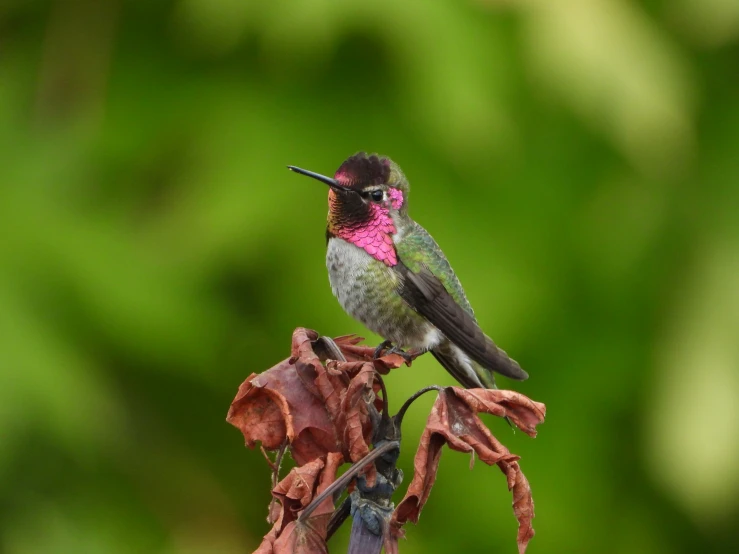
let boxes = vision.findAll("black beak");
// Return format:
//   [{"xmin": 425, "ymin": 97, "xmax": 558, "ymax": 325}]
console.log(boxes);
[{"xmin": 287, "ymin": 165, "xmax": 352, "ymax": 191}]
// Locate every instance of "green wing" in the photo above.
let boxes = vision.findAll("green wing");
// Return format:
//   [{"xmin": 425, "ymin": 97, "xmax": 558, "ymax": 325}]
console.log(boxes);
[
  {"xmin": 394, "ymin": 221, "xmax": 528, "ymax": 382},
  {"xmin": 395, "ymin": 221, "xmax": 476, "ymax": 319}
]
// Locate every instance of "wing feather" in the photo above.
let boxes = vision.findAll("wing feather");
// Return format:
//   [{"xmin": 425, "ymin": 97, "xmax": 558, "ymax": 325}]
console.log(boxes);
[{"xmin": 394, "ymin": 262, "xmax": 528, "ymax": 381}]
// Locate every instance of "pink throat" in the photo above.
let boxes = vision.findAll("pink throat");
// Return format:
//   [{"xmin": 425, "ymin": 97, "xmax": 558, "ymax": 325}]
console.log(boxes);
[{"xmin": 335, "ymin": 203, "xmax": 398, "ymax": 266}]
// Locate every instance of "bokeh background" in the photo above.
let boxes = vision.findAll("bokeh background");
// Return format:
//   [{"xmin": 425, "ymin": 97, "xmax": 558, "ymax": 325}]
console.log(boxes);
[{"xmin": 2, "ymin": 0, "xmax": 739, "ymax": 552}]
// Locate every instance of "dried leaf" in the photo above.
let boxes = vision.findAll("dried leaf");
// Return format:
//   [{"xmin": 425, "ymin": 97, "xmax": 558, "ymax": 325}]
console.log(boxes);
[
  {"xmin": 391, "ymin": 387, "xmax": 544, "ymax": 554},
  {"xmin": 290, "ymin": 328, "xmax": 321, "ymax": 360},
  {"xmin": 227, "ymin": 371, "xmax": 290, "ymax": 450},
  {"xmin": 271, "ymin": 519, "xmax": 329, "ymax": 554},
  {"xmin": 341, "ymin": 362, "xmax": 379, "ymax": 486},
  {"xmin": 273, "ymin": 458, "xmax": 326, "ymax": 529},
  {"xmin": 226, "ymin": 358, "xmax": 339, "ymax": 465},
  {"xmin": 229, "ymin": 330, "xmax": 544, "ymax": 554},
  {"xmin": 228, "ymin": 328, "xmax": 405, "ymax": 467},
  {"xmin": 256, "ymin": 452, "xmax": 344, "ymax": 554},
  {"xmin": 333, "ymin": 335, "xmax": 408, "ymax": 373},
  {"xmin": 313, "ymin": 452, "xmax": 346, "ymax": 518},
  {"xmin": 451, "ymin": 388, "xmax": 546, "ymax": 437},
  {"xmin": 254, "ymin": 517, "xmax": 281, "ymax": 554}
]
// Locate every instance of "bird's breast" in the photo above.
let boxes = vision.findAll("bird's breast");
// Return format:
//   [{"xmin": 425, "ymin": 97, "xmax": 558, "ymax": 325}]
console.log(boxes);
[
  {"xmin": 326, "ymin": 237, "xmax": 437, "ymax": 347},
  {"xmin": 326, "ymin": 237, "xmax": 390, "ymax": 311}
]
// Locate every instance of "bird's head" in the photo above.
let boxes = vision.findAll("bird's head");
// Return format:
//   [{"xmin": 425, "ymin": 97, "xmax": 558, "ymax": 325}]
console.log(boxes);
[{"xmin": 288, "ymin": 153, "xmax": 410, "ymax": 266}]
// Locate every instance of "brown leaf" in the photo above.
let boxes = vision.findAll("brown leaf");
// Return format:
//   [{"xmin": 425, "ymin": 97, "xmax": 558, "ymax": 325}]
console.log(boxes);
[
  {"xmin": 272, "ymin": 458, "xmax": 326, "ymax": 529},
  {"xmin": 232, "ymin": 330, "xmax": 545, "ymax": 554},
  {"xmin": 450, "ymin": 388, "xmax": 547, "ymax": 437},
  {"xmin": 333, "ymin": 335, "xmax": 409, "ymax": 373},
  {"xmin": 313, "ymin": 452, "xmax": 346, "ymax": 517},
  {"xmin": 290, "ymin": 328, "xmax": 321, "ymax": 360},
  {"xmin": 226, "ymin": 357, "xmax": 339, "ymax": 465},
  {"xmin": 256, "ymin": 452, "xmax": 344, "ymax": 554},
  {"xmin": 270, "ymin": 519, "xmax": 329, "ymax": 554},
  {"xmin": 226, "ymin": 370, "xmax": 290, "ymax": 450},
  {"xmin": 228, "ymin": 328, "xmax": 406, "ymax": 469},
  {"xmin": 340, "ymin": 362, "xmax": 379, "ymax": 486},
  {"xmin": 254, "ymin": 517, "xmax": 281, "ymax": 554},
  {"xmin": 391, "ymin": 387, "xmax": 544, "ymax": 554}
]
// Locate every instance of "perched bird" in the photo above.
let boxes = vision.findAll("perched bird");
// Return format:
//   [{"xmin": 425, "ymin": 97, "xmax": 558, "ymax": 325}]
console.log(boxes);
[{"xmin": 288, "ymin": 153, "xmax": 528, "ymax": 389}]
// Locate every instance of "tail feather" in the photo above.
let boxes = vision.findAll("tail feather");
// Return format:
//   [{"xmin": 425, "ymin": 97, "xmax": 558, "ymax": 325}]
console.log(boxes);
[
  {"xmin": 478, "ymin": 332, "xmax": 528, "ymax": 381},
  {"xmin": 432, "ymin": 340, "xmax": 517, "ymax": 427},
  {"xmin": 431, "ymin": 341, "xmax": 497, "ymax": 389}
]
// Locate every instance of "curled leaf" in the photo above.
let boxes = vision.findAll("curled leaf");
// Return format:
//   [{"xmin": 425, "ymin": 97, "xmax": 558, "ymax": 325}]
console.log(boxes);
[
  {"xmin": 273, "ymin": 458, "xmax": 327, "ymax": 529},
  {"xmin": 228, "ymin": 330, "xmax": 546, "ymax": 554},
  {"xmin": 227, "ymin": 328, "xmax": 406, "ymax": 466},
  {"xmin": 341, "ymin": 362, "xmax": 381, "ymax": 486},
  {"xmin": 333, "ymin": 335, "xmax": 408, "ymax": 374},
  {"xmin": 256, "ymin": 452, "xmax": 344, "ymax": 554},
  {"xmin": 450, "ymin": 388, "xmax": 546, "ymax": 437},
  {"xmin": 390, "ymin": 387, "xmax": 545, "ymax": 554},
  {"xmin": 226, "ymin": 358, "xmax": 338, "ymax": 465},
  {"xmin": 227, "ymin": 371, "xmax": 291, "ymax": 450}
]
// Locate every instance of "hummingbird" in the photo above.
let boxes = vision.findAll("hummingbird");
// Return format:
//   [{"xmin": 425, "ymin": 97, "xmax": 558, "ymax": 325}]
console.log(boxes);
[{"xmin": 288, "ymin": 153, "xmax": 528, "ymax": 389}]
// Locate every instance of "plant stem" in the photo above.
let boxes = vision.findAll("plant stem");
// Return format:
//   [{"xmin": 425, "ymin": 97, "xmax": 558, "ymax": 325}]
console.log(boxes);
[{"xmin": 393, "ymin": 385, "xmax": 443, "ymax": 428}]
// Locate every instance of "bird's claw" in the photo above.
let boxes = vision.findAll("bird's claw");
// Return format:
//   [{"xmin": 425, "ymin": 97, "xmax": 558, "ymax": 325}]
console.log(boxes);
[
  {"xmin": 373, "ymin": 340, "xmax": 393, "ymax": 360},
  {"xmin": 374, "ymin": 342, "xmax": 421, "ymax": 365},
  {"xmin": 390, "ymin": 347, "xmax": 417, "ymax": 364}
]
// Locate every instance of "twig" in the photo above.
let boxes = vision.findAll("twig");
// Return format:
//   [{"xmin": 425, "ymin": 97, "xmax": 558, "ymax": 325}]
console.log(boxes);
[
  {"xmin": 259, "ymin": 445, "xmax": 277, "ymax": 472},
  {"xmin": 393, "ymin": 385, "xmax": 443, "ymax": 428},
  {"xmin": 375, "ymin": 371, "xmax": 390, "ymax": 423},
  {"xmin": 297, "ymin": 440, "xmax": 400, "ymax": 523},
  {"xmin": 265, "ymin": 440, "xmax": 288, "ymax": 524}
]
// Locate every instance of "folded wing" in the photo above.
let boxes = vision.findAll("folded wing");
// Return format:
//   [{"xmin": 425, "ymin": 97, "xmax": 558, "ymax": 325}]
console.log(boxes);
[{"xmin": 394, "ymin": 262, "xmax": 528, "ymax": 381}]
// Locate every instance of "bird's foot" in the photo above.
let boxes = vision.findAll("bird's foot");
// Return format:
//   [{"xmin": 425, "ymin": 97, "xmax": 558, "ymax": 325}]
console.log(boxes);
[
  {"xmin": 387, "ymin": 346, "xmax": 424, "ymax": 365},
  {"xmin": 394, "ymin": 347, "xmax": 422, "ymax": 364},
  {"xmin": 373, "ymin": 341, "xmax": 424, "ymax": 365},
  {"xmin": 373, "ymin": 340, "xmax": 393, "ymax": 360}
]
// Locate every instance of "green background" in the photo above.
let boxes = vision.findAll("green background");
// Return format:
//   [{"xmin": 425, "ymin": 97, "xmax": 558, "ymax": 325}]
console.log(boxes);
[{"xmin": 2, "ymin": 1, "xmax": 738, "ymax": 552}]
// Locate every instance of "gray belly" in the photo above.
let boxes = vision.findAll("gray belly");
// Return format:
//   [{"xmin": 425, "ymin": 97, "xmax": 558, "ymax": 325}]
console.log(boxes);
[{"xmin": 326, "ymin": 238, "xmax": 440, "ymax": 348}]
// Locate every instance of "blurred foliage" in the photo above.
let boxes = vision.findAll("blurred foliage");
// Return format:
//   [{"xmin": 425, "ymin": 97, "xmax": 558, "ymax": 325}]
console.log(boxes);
[{"xmin": 1, "ymin": 0, "xmax": 738, "ymax": 552}]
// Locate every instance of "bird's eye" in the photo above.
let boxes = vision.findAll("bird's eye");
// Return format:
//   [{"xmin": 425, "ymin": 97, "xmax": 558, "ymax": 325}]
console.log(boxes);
[{"xmin": 370, "ymin": 190, "xmax": 384, "ymax": 202}]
